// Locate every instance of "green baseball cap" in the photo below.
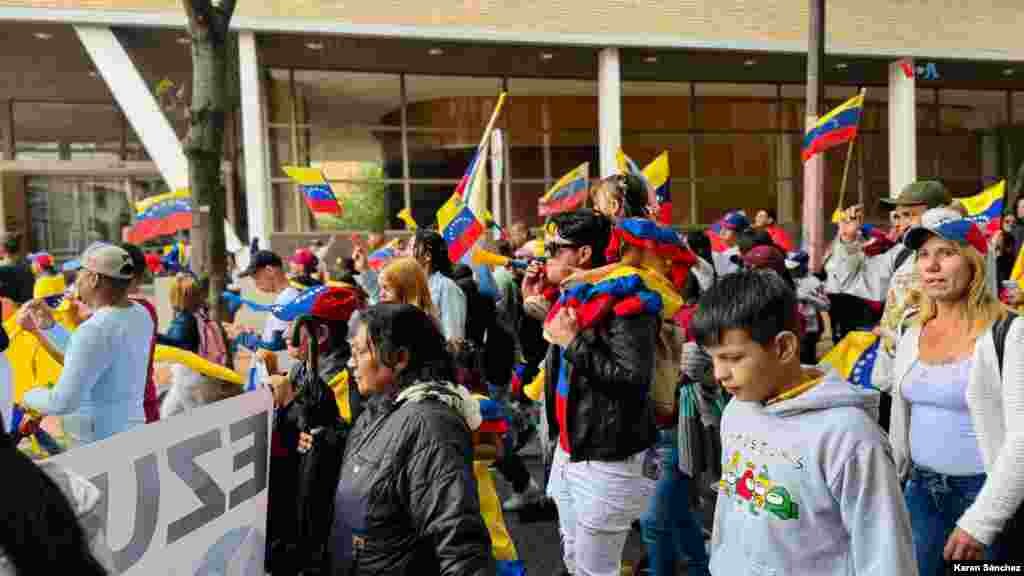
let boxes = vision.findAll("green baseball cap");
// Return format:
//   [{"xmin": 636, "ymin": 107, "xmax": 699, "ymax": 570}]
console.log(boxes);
[{"xmin": 880, "ymin": 180, "xmax": 951, "ymax": 208}]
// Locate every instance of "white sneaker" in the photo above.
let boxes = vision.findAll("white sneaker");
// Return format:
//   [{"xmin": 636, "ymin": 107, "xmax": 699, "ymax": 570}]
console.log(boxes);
[{"xmin": 502, "ymin": 478, "xmax": 543, "ymax": 511}]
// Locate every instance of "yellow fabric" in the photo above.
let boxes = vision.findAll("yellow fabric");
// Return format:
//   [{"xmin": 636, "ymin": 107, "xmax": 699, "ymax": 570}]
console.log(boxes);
[
  {"xmin": 642, "ymin": 151, "xmax": 669, "ymax": 190},
  {"xmin": 328, "ymin": 369, "xmax": 352, "ymax": 423},
  {"xmin": 473, "ymin": 460, "xmax": 519, "ymax": 562},
  {"xmin": 33, "ymin": 274, "xmax": 66, "ymax": 300},
  {"xmin": 524, "ymin": 368, "xmax": 545, "ymax": 402},
  {"xmin": 1011, "ymin": 243, "xmax": 1024, "ymax": 283},
  {"xmin": 764, "ymin": 371, "xmax": 824, "ymax": 406},
  {"xmin": 4, "ymin": 310, "xmax": 78, "ymax": 402},
  {"xmin": 281, "ymin": 166, "xmax": 328, "ymax": 186},
  {"xmin": 397, "ymin": 207, "xmax": 418, "ymax": 230},
  {"xmin": 135, "ymin": 188, "xmax": 190, "ymax": 213},
  {"xmin": 958, "ymin": 180, "xmax": 1005, "ymax": 218},
  {"xmin": 579, "ymin": 264, "xmax": 684, "ymax": 319},
  {"xmin": 153, "ymin": 345, "xmax": 243, "ymax": 386},
  {"xmin": 818, "ymin": 331, "xmax": 878, "ymax": 381}
]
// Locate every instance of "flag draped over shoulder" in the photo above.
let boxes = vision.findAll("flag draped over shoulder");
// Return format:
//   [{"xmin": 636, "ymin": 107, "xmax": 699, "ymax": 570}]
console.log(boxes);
[
  {"xmin": 643, "ymin": 152, "xmax": 671, "ymax": 225},
  {"xmin": 802, "ymin": 92, "xmax": 864, "ymax": 162},
  {"xmin": 818, "ymin": 331, "xmax": 880, "ymax": 389},
  {"xmin": 282, "ymin": 166, "xmax": 342, "ymax": 216},
  {"xmin": 538, "ymin": 162, "xmax": 589, "ymax": 216},
  {"xmin": 127, "ymin": 189, "xmax": 192, "ymax": 244}
]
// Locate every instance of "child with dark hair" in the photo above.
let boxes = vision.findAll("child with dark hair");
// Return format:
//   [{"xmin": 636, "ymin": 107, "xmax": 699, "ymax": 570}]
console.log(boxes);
[
  {"xmin": 692, "ymin": 270, "xmax": 915, "ymax": 576},
  {"xmin": 591, "ymin": 173, "xmax": 651, "ymax": 221}
]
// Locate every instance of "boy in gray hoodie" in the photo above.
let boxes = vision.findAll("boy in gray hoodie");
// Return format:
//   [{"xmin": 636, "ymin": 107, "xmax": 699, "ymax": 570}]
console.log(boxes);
[{"xmin": 692, "ymin": 270, "xmax": 917, "ymax": 576}]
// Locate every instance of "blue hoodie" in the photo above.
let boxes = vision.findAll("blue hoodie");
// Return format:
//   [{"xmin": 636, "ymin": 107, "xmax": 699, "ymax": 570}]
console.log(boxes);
[{"xmin": 710, "ymin": 368, "xmax": 917, "ymax": 576}]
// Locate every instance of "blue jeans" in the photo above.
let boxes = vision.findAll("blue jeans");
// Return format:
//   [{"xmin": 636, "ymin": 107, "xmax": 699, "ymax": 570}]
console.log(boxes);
[
  {"xmin": 904, "ymin": 465, "xmax": 992, "ymax": 576},
  {"xmin": 640, "ymin": 430, "xmax": 709, "ymax": 576}
]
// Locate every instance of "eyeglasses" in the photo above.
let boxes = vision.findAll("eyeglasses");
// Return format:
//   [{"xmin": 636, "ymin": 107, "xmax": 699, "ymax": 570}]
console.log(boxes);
[{"xmin": 545, "ymin": 242, "xmax": 580, "ymax": 258}]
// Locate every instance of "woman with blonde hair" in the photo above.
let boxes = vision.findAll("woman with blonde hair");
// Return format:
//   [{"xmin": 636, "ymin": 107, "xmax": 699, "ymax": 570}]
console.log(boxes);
[
  {"xmin": 888, "ymin": 207, "xmax": 1024, "ymax": 574},
  {"xmin": 158, "ymin": 273, "xmax": 201, "ymax": 353},
  {"xmin": 377, "ymin": 257, "xmax": 439, "ymax": 320}
]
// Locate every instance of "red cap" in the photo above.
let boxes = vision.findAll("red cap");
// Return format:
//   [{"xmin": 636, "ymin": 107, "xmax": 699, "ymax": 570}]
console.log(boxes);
[{"xmin": 290, "ymin": 248, "xmax": 318, "ymax": 269}]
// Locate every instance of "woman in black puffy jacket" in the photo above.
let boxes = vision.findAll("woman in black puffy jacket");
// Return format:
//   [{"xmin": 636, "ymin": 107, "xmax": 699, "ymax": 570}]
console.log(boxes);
[{"xmin": 301, "ymin": 303, "xmax": 493, "ymax": 576}]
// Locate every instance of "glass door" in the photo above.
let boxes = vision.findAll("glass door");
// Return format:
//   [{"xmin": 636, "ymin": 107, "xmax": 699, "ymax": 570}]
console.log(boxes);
[{"xmin": 26, "ymin": 176, "xmax": 133, "ymax": 261}]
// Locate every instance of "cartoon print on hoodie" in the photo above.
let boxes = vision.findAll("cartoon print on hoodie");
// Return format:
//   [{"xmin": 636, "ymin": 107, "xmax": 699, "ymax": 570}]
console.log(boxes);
[{"xmin": 709, "ymin": 369, "xmax": 915, "ymax": 576}]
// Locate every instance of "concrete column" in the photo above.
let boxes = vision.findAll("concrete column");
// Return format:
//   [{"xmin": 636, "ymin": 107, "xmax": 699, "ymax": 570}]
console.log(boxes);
[
  {"xmin": 598, "ymin": 47, "xmax": 622, "ymax": 178},
  {"xmin": 238, "ymin": 31, "xmax": 272, "ymax": 245},
  {"xmin": 1, "ymin": 100, "xmax": 12, "ymax": 160},
  {"xmin": 75, "ymin": 25, "xmax": 188, "ymax": 190},
  {"xmin": 888, "ymin": 59, "xmax": 917, "ymax": 198}
]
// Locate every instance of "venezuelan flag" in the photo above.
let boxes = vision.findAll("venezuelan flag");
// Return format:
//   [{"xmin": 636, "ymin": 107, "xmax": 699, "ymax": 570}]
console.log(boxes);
[
  {"xmin": 643, "ymin": 152, "xmax": 671, "ymax": 225},
  {"xmin": 958, "ymin": 180, "xmax": 1005, "ymax": 225},
  {"xmin": 802, "ymin": 92, "xmax": 864, "ymax": 162},
  {"xmin": 127, "ymin": 190, "xmax": 192, "ymax": 244},
  {"xmin": 368, "ymin": 239, "xmax": 401, "ymax": 271},
  {"xmin": 282, "ymin": 166, "xmax": 342, "ymax": 215},
  {"xmin": 538, "ymin": 162, "xmax": 590, "ymax": 216},
  {"xmin": 818, "ymin": 331, "xmax": 880, "ymax": 389},
  {"xmin": 437, "ymin": 193, "xmax": 484, "ymax": 264}
]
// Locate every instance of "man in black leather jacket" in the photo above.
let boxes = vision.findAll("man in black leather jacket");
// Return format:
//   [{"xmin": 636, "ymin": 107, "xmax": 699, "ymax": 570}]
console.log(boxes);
[{"xmin": 535, "ymin": 210, "xmax": 658, "ymax": 576}]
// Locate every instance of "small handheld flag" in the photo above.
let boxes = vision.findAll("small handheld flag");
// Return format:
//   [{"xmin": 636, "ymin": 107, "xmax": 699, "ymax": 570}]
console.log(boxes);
[
  {"xmin": 617, "ymin": 149, "xmax": 657, "ymax": 209},
  {"xmin": 539, "ymin": 162, "xmax": 590, "ymax": 216},
  {"xmin": 282, "ymin": 166, "xmax": 343, "ymax": 216},
  {"xmin": 802, "ymin": 92, "xmax": 865, "ymax": 163},
  {"xmin": 643, "ymin": 152, "xmax": 671, "ymax": 225},
  {"xmin": 397, "ymin": 207, "xmax": 418, "ymax": 230},
  {"xmin": 437, "ymin": 194, "xmax": 485, "ymax": 264}
]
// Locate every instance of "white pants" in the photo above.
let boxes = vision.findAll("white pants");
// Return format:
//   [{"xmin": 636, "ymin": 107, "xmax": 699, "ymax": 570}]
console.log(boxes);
[{"xmin": 547, "ymin": 446, "xmax": 655, "ymax": 576}]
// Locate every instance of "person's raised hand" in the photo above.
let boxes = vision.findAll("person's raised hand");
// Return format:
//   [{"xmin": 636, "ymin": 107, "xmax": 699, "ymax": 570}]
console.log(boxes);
[
  {"xmin": 837, "ymin": 204, "xmax": 864, "ymax": 243},
  {"xmin": 522, "ymin": 260, "xmax": 546, "ymax": 298},
  {"xmin": 352, "ymin": 246, "xmax": 368, "ymax": 273}
]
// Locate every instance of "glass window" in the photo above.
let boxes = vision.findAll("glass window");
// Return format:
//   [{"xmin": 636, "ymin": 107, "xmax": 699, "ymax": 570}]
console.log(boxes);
[
  {"xmin": 295, "ymin": 70, "xmax": 401, "ymax": 127},
  {"xmin": 405, "ymin": 75, "xmax": 504, "ymax": 130},
  {"xmin": 27, "ymin": 177, "xmax": 133, "ymax": 258},
  {"xmin": 623, "ymin": 82, "xmax": 691, "ymax": 131},
  {"xmin": 696, "ymin": 84, "xmax": 777, "ymax": 131},
  {"xmin": 695, "ymin": 134, "xmax": 775, "ymax": 178},
  {"xmin": 14, "ymin": 102, "xmax": 122, "ymax": 160},
  {"xmin": 507, "ymin": 183, "xmax": 546, "ymax": 228}
]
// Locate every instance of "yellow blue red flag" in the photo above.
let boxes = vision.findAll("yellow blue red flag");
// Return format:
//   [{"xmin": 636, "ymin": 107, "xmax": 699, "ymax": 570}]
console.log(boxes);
[
  {"xmin": 282, "ymin": 166, "xmax": 342, "ymax": 216},
  {"xmin": 538, "ymin": 162, "xmax": 589, "ymax": 216},
  {"xmin": 958, "ymin": 180, "xmax": 1005, "ymax": 225},
  {"xmin": 802, "ymin": 92, "xmax": 864, "ymax": 162}
]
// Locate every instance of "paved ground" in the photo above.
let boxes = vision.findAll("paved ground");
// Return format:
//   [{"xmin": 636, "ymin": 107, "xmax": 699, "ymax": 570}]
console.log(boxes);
[{"xmin": 494, "ymin": 442, "xmax": 716, "ymax": 575}]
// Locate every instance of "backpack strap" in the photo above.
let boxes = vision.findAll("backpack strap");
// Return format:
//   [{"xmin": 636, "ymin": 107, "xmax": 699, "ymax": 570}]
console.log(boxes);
[
  {"xmin": 992, "ymin": 311, "xmax": 1018, "ymax": 377},
  {"xmin": 892, "ymin": 246, "xmax": 913, "ymax": 273}
]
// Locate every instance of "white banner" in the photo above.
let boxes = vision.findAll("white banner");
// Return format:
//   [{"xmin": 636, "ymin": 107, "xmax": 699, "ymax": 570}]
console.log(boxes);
[{"xmin": 47, "ymin": 389, "xmax": 274, "ymax": 576}]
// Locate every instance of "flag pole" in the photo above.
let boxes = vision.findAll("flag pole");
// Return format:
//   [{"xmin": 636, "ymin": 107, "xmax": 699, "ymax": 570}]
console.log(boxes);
[{"xmin": 836, "ymin": 88, "xmax": 867, "ymax": 217}]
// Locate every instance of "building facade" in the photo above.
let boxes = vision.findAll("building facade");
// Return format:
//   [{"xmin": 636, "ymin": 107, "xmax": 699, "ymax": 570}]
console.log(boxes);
[{"xmin": 1, "ymin": 1, "xmax": 1023, "ymax": 255}]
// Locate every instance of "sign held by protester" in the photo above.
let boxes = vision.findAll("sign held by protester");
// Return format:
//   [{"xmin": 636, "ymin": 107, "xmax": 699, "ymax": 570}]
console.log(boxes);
[{"xmin": 47, "ymin": 389, "xmax": 273, "ymax": 576}]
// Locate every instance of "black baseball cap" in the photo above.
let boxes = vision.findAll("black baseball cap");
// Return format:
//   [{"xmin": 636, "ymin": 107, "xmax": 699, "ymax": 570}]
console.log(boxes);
[{"xmin": 238, "ymin": 250, "xmax": 283, "ymax": 277}]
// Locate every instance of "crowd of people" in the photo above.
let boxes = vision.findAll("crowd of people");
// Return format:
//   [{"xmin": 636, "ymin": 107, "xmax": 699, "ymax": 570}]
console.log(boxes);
[{"xmin": 0, "ymin": 173, "xmax": 1022, "ymax": 576}]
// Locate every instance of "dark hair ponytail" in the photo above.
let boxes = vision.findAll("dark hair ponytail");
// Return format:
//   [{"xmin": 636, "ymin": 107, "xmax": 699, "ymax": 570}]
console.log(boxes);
[{"xmin": 0, "ymin": 418, "xmax": 107, "ymax": 575}]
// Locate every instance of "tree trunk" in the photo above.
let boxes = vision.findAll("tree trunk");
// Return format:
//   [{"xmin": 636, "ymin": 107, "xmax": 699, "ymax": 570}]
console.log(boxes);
[{"xmin": 184, "ymin": 0, "xmax": 234, "ymax": 324}]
